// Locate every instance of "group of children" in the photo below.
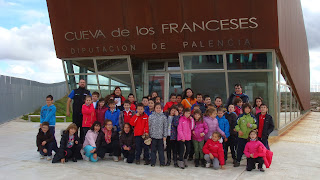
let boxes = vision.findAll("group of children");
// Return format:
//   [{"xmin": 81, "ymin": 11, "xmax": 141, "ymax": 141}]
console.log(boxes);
[{"xmin": 37, "ymin": 89, "xmax": 274, "ymax": 172}]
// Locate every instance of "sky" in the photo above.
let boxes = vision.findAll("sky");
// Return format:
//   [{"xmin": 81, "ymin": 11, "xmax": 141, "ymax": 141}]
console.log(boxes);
[{"xmin": 0, "ymin": 0, "xmax": 319, "ymax": 85}]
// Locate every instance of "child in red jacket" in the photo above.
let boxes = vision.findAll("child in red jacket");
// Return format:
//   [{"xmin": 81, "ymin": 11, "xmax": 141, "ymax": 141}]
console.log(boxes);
[
  {"xmin": 82, "ymin": 95, "xmax": 96, "ymax": 139},
  {"xmin": 119, "ymin": 100, "xmax": 136, "ymax": 130},
  {"xmin": 96, "ymin": 98, "xmax": 108, "ymax": 125},
  {"xmin": 203, "ymin": 131, "xmax": 225, "ymax": 170},
  {"xmin": 244, "ymin": 130, "xmax": 266, "ymax": 172},
  {"xmin": 130, "ymin": 103, "xmax": 150, "ymax": 165}
]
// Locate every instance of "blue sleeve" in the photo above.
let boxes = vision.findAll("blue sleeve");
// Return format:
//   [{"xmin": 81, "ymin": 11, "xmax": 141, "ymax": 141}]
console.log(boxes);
[
  {"xmin": 44, "ymin": 106, "xmax": 56, "ymax": 124},
  {"xmin": 40, "ymin": 106, "xmax": 45, "ymax": 123},
  {"xmin": 105, "ymin": 111, "xmax": 109, "ymax": 121},
  {"xmin": 191, "ymin": 104, "xmax": 195, "ymax": 110},
  {"xmin": 225, "ymin": 120, "xmax": 230, "ymax": 138},
  {"xmin": 68, "ymin": 90, "xmax": 75, "ymax": 99}
]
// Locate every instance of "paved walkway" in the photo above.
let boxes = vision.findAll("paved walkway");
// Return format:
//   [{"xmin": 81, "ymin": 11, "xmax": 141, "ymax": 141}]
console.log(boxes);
[{"xmin": 0, "ymin": 113, "xmax": 319, "ymax": 180}]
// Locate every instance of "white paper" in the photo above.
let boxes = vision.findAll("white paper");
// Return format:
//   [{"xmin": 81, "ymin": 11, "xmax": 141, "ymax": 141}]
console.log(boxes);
[{"xmin": 115, "ymin": 97, "xmax": 121, "ymax": 106}]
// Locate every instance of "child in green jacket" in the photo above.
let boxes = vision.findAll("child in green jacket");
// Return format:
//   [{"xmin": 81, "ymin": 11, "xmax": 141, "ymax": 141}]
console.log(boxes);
[{"xmin": 234, "ymin": 103, "xmax": 257, "ymax": 167}]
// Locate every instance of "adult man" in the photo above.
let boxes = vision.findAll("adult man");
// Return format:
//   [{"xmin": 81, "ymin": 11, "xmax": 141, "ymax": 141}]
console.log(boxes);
[
  {"xmin": 66, "ymin": 79, "xmax": 91, "ymax": 143},
  {"xmin": 226, "ymin": 84, "xmax": 249, "ymax": 108}
]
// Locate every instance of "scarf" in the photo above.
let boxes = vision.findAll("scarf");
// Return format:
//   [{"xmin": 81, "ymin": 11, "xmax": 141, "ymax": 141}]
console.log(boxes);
[{"xmin": 102, "ymin": 127, "xmax": 112, "ymax": 144}]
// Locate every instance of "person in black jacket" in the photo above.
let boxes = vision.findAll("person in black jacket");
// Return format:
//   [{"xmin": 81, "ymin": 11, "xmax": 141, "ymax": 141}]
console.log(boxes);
[
  {"xmin": 224, "ymin": 104, "xmax": 238, "ymax": 164},
  {"xmin": 120, "ymin": 123, "xmax": 135, "ymax": 163},
  {"xmin": 52, "ymin": 123, "xmax": 82, "ymax": 163},
  {"xmin": 255, "ymin": 104, "xmax": 275, "ymax": 150},
  {"xmin": 96, "ymin": 120, "xmax": 120, "ymax": 161},
  {"xmin": 36, "ymin": 122, "xmax": 55, "ymax": 161}
]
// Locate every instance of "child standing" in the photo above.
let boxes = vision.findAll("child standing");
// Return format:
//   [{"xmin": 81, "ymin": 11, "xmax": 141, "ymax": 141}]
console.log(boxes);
[
  {"xmin": 92, "ymin": 91, "xmax": 100, "ymax": 108},
  {"xmin": 214, "ymin": 97, "xmax": 227, "ymax": 112},
  {"xmin": 252, "ymin": 97, "xmax": 263, "ymax": 116},
  {"xmin": 96, "ymin": 98, "xmax": 108, "ymax": 125},
  {"xmin": 120, "ymin": 123, "xmax": 135, "ymax": 163},
  {"xmin": 191, "ymin": 94, "xmax": 206, "ymax": 113},
  {"xmin": 166, "ymin": 105, "xmax": 180, "ymax": 167},
  {"xmin": 204, "ymin": 95, "xmax": 212, "ymax": 109},
  {"xmin": 128, "ymin": 93, "xmax": 137, "ymax": 111},
  {"xmin": 145, "ymin": 99, "xmax": 155, "ymax": 116},
  {"xmin": 177, "ymin": 103, "xmax": 184, "ymax": 116},
  {"xmin": 105, "ymin": 100, "xmax": 121, "ymax": 132},
  {"xmin": 142, "ymin": 97, "xmax": 149, "ymax": 112},
  {"xmin": 203, "ymin": 132, "xmax": 225, "ymax": 170},
  {"xmin": 82, "ymin": 121, "xmax": 102, "ymax": 162},
  {"xmin": 81, "ymin": 95, "xmax": 96, "ymax": 142},
  {"xmin": 163, "ymin": 93, "xmax": 178, "ymax": 112},
  {"xmin": 177, "ymin": 108, "xmax": 194, "ymax": 169},
  {"xmin": 36, "ymin": 122, "xmax": 55, "ymax": 160},
  {"xmin": 216, "ymin": 108, "xmax": 230, "ymax": 164},
  {"xmin": 234, "ymin": 103, "xmax": 257, "ymax": 167},
  {"xmin": 52, "ymin": 123, "xmax": 82, "ymax": 163},
  {"xmin": 203, "ymin": 108, "xmax": 226, "ymax": 142},
  {"xmin": 149, "ymin": 103, "xmax": 168, "ymax": 167},
  {"xmin": 119, "ymin": 100, "xmax": 136, "ymax": 130},
  {"xmin": 234, "ymin": 98, "xmax": 243, "ymax": 116},
  {"xmin": 130, "ymin": 103, "xmax": 150, "ymax": 165},
  {"xmin": 224, "ymin": 104, "xmax": 238, "ymax": 164},
  {"xmin": 192, "ymin": 109, "xmax": 208, "ymax": 167},
  {"xmin": 176, "ymin": 94, "xmax": 182, "ymax": 104},
  {"xmin": 255, "ymin": 104, "xmax": 274, "ymax": 150},
  {"xmin": 244, "ymin": 130, "xmax": 266, "ymax": 172}
]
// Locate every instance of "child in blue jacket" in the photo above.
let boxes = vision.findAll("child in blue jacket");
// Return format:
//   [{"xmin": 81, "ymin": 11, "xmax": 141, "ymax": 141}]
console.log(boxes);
[
  {"xmin": 105, "ymin": 100, "xmax": 120, "ymax": 132},
  {"xmin": 216, "ymin": 107, "xmax": 230, "ymax": 164}
]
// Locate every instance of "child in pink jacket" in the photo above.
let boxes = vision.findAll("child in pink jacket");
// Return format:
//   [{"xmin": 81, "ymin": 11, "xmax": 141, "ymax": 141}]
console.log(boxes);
[
  {"xmin": 192, "ymin": 109, "xmax": 208, "ymax": 167},
  {"xmin": 244, "ymin": 130, "xmax": 266, "ymax": 172},
  {"xmin": 82, "ymin": 96, "xmax": 96, "ymax": 141},
  {"xmin": 177, "ymin": 108, "xmax": 194, "ymax": 169}
]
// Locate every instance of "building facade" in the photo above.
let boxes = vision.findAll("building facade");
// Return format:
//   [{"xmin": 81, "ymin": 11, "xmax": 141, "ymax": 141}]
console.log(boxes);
[{"xmin": 47, "ymin": 0, "xmax": 310, "ymax": 131}]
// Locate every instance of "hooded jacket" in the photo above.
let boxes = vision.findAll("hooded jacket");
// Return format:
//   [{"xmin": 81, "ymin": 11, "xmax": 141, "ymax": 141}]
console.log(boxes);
[
  {"xmin": 82, "ymin": 104, "xmax": 97, "ymax": 127},
  {"xmin": 192, "ymin": 120, "xmax": 208, "ymax": 142},
  {"xmin": 255, "ymin": 113, "xmax": 275, "ymax": 139},
  {"xmin": 96, "ymin": 105, "xmax": 108, "ymax": 125},
  {"xmin": 40, "ymin": 105, "xmax": 56, "ymax": 126},
  {"xmin": 177, "ymin": 115, "xmax": 194, "ymax": 141},
  {"xmin": 224, "ymin": 112, "xmax": 238, "ymax": 137},
  {"xmin": 202, "ymin": 139, "xmax": 225, "ymax": 165},
  {"xmin": 105, "ymin": 108, "xmax": 120, "ymax": 131},
  {"xmin": 244, "ymin": 139, "xmax": 265, "ymax": 158},
  {"xmin": 120, "ymin": 131, "xmax": 135, "ymax": 153},
  {"xmin": 36, "ymin": 128, "xmax": 54, "ymax": 151},
  {"xmin": 235, "ymin": 113, "xmax": 257, "ymax": 139},
  {"xmin": 216, "ymin": 115, "xmax": 230, "ymax": 138},
  {"xmin": 203, "ymin": 116, "xmax": 225, "ymax": 141},
  {"xmin": 130, "ymin": 112, "xmax": 149, "ymax": 136},
  {"xmin": 148, "ymin": 112, "xmax": 168, "ymax": 139}
]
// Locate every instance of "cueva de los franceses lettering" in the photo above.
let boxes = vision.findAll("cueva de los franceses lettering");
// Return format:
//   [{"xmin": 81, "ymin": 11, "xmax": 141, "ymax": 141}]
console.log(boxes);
[{"xmin": 64, "ymin": 17, "xmax": 258, "ymax": 41}]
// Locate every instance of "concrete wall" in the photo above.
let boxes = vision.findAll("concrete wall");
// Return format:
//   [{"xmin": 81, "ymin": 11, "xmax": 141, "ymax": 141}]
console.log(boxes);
[{"xmin": 0, "ymin": 75, "xmax": 67, "ymax": 124}]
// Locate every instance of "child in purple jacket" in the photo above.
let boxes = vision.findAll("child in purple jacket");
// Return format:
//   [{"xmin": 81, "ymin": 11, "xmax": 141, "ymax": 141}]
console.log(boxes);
[
  {"xmin": 203, "ymin": 108, "xmax": 226, "ymax": 142},
  {"xmin": 192, "ymin": 109, "xmax": 208, "ymax": 167}
]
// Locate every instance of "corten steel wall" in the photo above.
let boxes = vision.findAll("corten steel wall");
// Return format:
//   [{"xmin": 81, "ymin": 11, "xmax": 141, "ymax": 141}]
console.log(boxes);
[
  {"xmin": 0, "ymin": 75, "xmax": 67, "ymax": 124},
  {"xmin": 277, "ymin": 0, "xmax": 310, "ymax": 110},
  {"xmin": 46, "ymin": 0, "xmax": 279, "ymax": 58}
]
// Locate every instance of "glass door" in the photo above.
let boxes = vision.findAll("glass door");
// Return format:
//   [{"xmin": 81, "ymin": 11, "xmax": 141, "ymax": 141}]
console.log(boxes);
[
  {"xmin": 169, "ymin": 73, "xmax": 183, "ymax": 96},
  {"xmin": 148, "ymin": 74, "xmax": 165, "ymax": 100}
]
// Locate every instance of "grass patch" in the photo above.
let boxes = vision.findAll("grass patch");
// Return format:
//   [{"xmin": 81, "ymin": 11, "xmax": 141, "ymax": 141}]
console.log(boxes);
[{"xmin": 22, "ymin": 95, "xmax": 73, "ymax": 122}]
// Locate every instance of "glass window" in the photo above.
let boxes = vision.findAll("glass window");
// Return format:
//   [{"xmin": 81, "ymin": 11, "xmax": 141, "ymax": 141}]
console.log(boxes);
[
  {"xmin": 96, "ymin": 59, "xmax": 128, "ymax": 71},
  {"xmin": 67, "ymin": 74, "xmax": 98, "ymax": 91},
  {"xmin": 184, "ymin": 73, "xmax": 227, "ymax": 103},
  {"xmin": 168, "ymin": 61, "xmax": 180, "ymax": 71},
  {"xmin": 100, "ymin": 86, "xmax": 110, "ymax": 98},
  {"xmin": 148, "ymin": 62, "xmax": 165, "ymax": 70},
  {"xmin": 279, "ymin": 85, "xmax": 287, "ymax": 128},
  {"xmin": 183, "ymin": 55, "xmax": 224, "ymax": 70},
  {"xmin": 169, "ymin": 74, "xmax": 183, "ymax": 99},
  {"xmin": 65, "ymin": 59, "xmax": 95, "ymax": 73},
  {"xmin": 149, "ymin": 74, "xmax": 165, "ymax": 99},
  {"xmin": 227, "ymin": 52, "xmax": 272, "ymax": 70},
  {"xmin": 285, "ymin": 87, "xmax": 291, "ymax": 123},
  {"xmin": 108, "ymin": 74, "xmax": 132, "ymax": 97},
  {"xmin": 132, "ymin": 59, "xmax": 145, "ymax": 101}
]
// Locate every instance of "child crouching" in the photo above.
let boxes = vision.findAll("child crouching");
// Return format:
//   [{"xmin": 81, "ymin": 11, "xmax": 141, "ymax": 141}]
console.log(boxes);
[
  {"xmin": 244, "ymin": 130, "xmax": 266, "ymax": 172},
  {"xmin": 120, "ymin": 123, "xmax": 135, "ymax": 163},
  {"xmin": 36, "ymin": 122, "xmax": 55, "ymax": 161},
  {"xmin": 202, "ymin": 132, "xmax": 225, "ymax": 170}
]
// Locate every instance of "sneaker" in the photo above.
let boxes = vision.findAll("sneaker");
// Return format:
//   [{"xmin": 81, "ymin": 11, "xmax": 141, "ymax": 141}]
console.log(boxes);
[
  {"xmin": 234, "ymin": 161, "xmax": 240, "ymax": 167},
  {"xmin": 113, "ymin": 156, "xmax": 119, "ymax": 162},
  {"xmin": 40, "ymin": 155, "xmax": 45, "ymax": 159},
  {"xmin": 124, "ymin": 158, "xmax": 128, "ymax": 163},
  {"xmin": 233, "ymin": 159, "xmax": 237, "ymax": 165},
  {"xmin": 259, "ymin": 168, "xmax": 265, "ymax": 172},
  {"xmin": 136, "ymin": 160, "xmax": 140, "ymax": 165},
  {"xmin": 206, "ymin": 162, "xmax": 211, "ymax": 168},
  {"xmin": 47, "ymin": 156, "xmax": 52, "ymax": 161}
]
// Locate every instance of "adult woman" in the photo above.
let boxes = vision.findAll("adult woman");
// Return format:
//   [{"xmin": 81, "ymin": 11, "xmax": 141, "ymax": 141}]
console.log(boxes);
[
  {"xmin": 181, "ymin": 88, "xmax": 197, "ymax": 109},
  {"xmin": 111, "ymin": 86, "xmax": 126, "ymax": 111}
]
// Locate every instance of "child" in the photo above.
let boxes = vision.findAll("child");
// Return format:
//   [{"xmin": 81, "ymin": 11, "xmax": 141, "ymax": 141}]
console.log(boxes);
[
  {"xmin": 145, "ymin": 99, "xmax": 155, "ymax": 116},
  {"xmin": 177, "ymin": 103, "xmax": 184, "ymax": 116},
  {"xmin": 252, "ymin": 97, "xmax": 263, "ymax": 116},
  {"xmin": 214, "ymin": 97, "xmax": 227, "ymax": 112},
  {"xmin": 155, "ymin": 96, "xmax": 164, "ymax": 108},
  {"xmin": 81, "ymin": 95, "xmax": 96, "ymax": 142},
  {"xmin": 82, "ymin": 121, "xmax": 102, "ymax": 162},
  {"xmin": 36, "ymin": 122, "xmax": 55, "ymax": 160},
  {"xmin": 216, "ymin": 108, "xmax": 230, "ymax": 164},
  {"xmin": 92, "ymin": 91, "xmax": 100, "ymax": 108},
  {"xmin": 206, "ymin": 104, "xmax": 215, "ymax": 110},
  {"xmin": 130, "ymin": 103, "xmax": 150, "ymax": 165},
  {"xmin": 191, "ymin": 94, "xmax": 206, "ymax": 113},
  {"xmin": 105, "ymin": 100, "xmax": 120, "ymax": 132},
  {"xmin": 96, "ymin": 98, "xmax": 108, "ymax": 125},
  {"xmin": 128, "ymin": 93, "xmax": 137, "ymax": 111},
  {"xmin": 192, "ymin": 109, "xmax": 208, "ymax": 167},
  {"xmin": 120, "ymin": 123, "xmax": 135, "ymax": 163},
  {"xmin": 149, "ymin": 103, "xmax": 168, "ymax": 167},
  {"xmin": 204, "ymin": 95, "xmax": 212, "ymax": 108},
  {"xmin": 166, "ymin": 105, "xmax": 180, "ymax": 167},
  {"xmin": 119, "ymin": 100, "xmax": 136, "ymax": 130},
  {"xmin": 203, "ymin": 108, "xmax": 225, "ymax": 142},
  {"xmin": 142, "ymin": 96, "xmax": 149, "ymax": 112},
  {"xmin": 52, "ymin": 123, "xmax": 82, "ymax": 163},
  {"xmin": 233, "ymin": 97, "xmax": 243, "ymax": 116},
  {"xmin": 244, "ymin": 130, "xmax": 266, "ymax": 172},
  {"xmin": 203, "ymin": 132, "xmax": 225, "ymax": 170},
  {"xmin": 104, "ymin": 95, "xmax": 114, "ymax": 109},
  {"xmin": 181, "ymin": 88, "xmax": 197, "ymax": 109},
  {"xmin": 177, "ymin": 108, "xmax": 194, "ymax": 169},
  {"xmin": 163, "ymin": 93, "xmax": 178, "ymax": 112},
  {"xmin": 192, "ymin": 105, "xmax": 200, "ymax": 114},
  {"xmin": 224, "ymin": 104, "xmax": 238, "ymax": 164},
  {"xmin": 151, "ymin": 91, "xmax": 158, "ymax": 99},
  {"xmin": 176, "ymin": 94, "xmax": 182, "ymax": 104},
  {"xmin": 97, "ymin": 120, "xmax": 120, "ymax": 162},
  {"xmin": 255, "ymin": 104, "xmax": 274, "ymax": 150},
  {"xmin": 234, "ymin": 103, "xmax": 257, "ymax": 167}
]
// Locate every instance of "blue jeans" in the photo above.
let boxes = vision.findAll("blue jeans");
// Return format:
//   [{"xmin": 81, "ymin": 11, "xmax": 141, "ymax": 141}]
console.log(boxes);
[
  {"xmin": 151, "ymin": 138, "xmax": 165, "ymax": 165},
  {"xmin": 39, "ymin": 141, "xmax": 55, "ymax": 156},
  {"xmin": 83, "ymin": 145, "xmax": 98, "ymax": 162},
  {"xmin": 135, "ymin": 136, "xmax": 150, "ymax": 161},
  {"xmin": 49, "ymin": 126, "xmax": 58, "ymax": 152}
]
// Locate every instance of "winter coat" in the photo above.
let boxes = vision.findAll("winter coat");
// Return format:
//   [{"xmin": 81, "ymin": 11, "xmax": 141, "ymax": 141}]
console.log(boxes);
[
  {"xmin": 40, "ymin": 105, "xmax": 56, "ymax": 126},
  {"xmin": 203, "ymin": 116, "xmax": 225, "ymax": 141},
  {"xmin": 177, "ymin": 115, "xmax": 194, "ymax": 141},
  {"xmin": 235, "ymin": 113, "xmax": 257, "ymax": 139},
  {"xmin": 234, "ymin": 105, "xmax": 243, "ymax": 116},
  {"xmin": 82, "ymin": 104, "xmax": 96, "ymax": 127},
  {"xmin": 130, "ymin": 112, "xmax": 149, "ymax": 136},
  {"xmin": 105, "ymin": 109, "xmax": 120, "ymax": 131},
  {"xmin": 214, "ymin": 105, "xmax": 227, "ymax": 113},
  {"xmin": 83, "ymin": 130, "xmax": 100, "ymax": 148},
  {"xmin": 96, "ymin": 106, "xmax": 108, "ymax": 125},
  {"xmin": 224, "ymin": 112, "xmax": 238, "ymax": 137},
  {"xmin": 202, "ymin": 139, "xmax": 225, "ymax": 165},
  {"xmin": 181, "ymin": 98, "xmax": 197, "ymax": 109},
  {"xmin": 191, "ymin": 102, "xmax": 206, "ymax": 113},
  {"xmin": 226, "ymin": 92, "xmax": 249, "ymax": 108},
  {"xmin": 244, "ymin": 140, "xmax": 265, "ymax": 158},
  {"xmin": 257, "ymin": 145, "xmax": 273, "ymax": 168},
  {"xmin": 168, "ymin": 115, "xmax": 180, "ymax": 140},
  {"xmin": 59, "ymin": 130, "xmax": 80, "ymax": 150},
  {"xmin": 216, "ymin": 115, "xmax": 230, "ymax": 138},
  {"xmin": 130, "ymin": 102, "xmax": 137, "ymax": 111},
  {"xmin": 163, "ymin": 101, "xmax": 178, "ymax": 112},
  {"xmin": 148, "ymin": 112, "xmax": 168, "ymax": 139},
  {"xmin": 255, "ymin": 113, "xmax": 275, "ymax": 139},
  {"xmin": 192, "ymin": 120, "xmax": 208, "ymax": 142},
  {"xmin": 120, "ymin": 132, "xmax": 135, "ymax": 153},
  {"xmin": 119, "ymin": 110, "xmax": 136, "ymax": 130},
  {"xmin": 36, "ymin": 128, "xmax": 54, "ymax": 151},
  {"xmin": 96, "ymin": 128, "xmax": 119, "ymax": 151}
]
